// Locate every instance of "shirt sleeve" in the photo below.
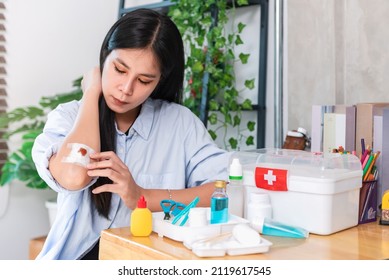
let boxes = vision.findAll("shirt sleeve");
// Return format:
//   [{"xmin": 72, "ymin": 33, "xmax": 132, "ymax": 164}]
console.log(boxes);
[
  {"xmin": 31, "ymin": 100, "xmax": 96, "ymax": 193},
  {"xmin": 183, "ymin": 109, "xmax": 232, "ymax": 187}
]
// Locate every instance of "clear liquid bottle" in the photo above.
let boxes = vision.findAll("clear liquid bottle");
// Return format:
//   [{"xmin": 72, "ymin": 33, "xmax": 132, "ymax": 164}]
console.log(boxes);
[
  {"xmin": 210, "ymin": 180, "xmax": 229, "ymax": 224},
  {"xmin": 227, "ymin": 158, "xmax": 244, "ymax": 217}
]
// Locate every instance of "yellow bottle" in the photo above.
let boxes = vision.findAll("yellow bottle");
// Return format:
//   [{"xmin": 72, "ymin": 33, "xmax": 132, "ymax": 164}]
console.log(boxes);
[{"xmin": 130, "ymin": 196, "xmax": 152, "ymax": 237}]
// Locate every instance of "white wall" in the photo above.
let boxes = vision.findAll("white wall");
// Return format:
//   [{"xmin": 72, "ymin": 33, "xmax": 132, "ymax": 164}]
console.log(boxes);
[
  {"xmin": 0, "ymin": 0, "xmax": 117, "ymax": 260},
  {"xmin": 286, "ymin": 0, "xmax": 389, "ymax": 137}
]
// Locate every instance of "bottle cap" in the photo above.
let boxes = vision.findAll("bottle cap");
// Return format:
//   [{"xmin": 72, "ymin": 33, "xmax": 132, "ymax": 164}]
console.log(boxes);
[
  {"xmin": 137, "ymin": 196, "xmax": 147, "ymax": 208},
  {"xmin": 250, "ymin": 192, "xmax": 271, "ymax": 203},
  {"xmin": 297, "ymin": 127, "xmax": 307, "ymax": 136},
  {"xmin": 188, "ymin": 207, "xmax": 207, "ymax": 227},
  {"xmin": 229, "ymin": 158, "xmax": 243, "ymax": 180},
  {"xmin": 286, "ymin": 130, "xmax": 304, "ymax": 137},
  {"xmin": 214, "ymin": 180, "xmax": 227, "ymax": 188}
]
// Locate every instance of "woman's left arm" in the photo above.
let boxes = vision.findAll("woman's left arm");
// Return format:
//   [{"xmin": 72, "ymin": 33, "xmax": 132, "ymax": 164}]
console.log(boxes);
[{"xmin": 87, "ymin": 151, "xmax": 216, "ymax": 212}]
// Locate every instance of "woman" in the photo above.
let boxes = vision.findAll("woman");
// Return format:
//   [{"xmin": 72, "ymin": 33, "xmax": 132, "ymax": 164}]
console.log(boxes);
[{"xmin": 32, "ymin": 8, "xmax": 230, "ymax": 260}]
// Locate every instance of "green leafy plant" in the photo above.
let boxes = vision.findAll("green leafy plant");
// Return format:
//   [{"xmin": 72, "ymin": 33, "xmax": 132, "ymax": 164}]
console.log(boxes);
[
  {"xmin": 0, "ymin": 78, "xmax": 82, "ymax": 189},
  {"xmin": 169, "ymin": 0, "xmax": 256, "ymax": 150}
]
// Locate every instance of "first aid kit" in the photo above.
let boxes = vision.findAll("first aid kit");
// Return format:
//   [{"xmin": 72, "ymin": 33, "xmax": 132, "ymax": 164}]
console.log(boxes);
[{"xmin": 230, "ymin": 148, "xmax": 362, "ymax": 235}]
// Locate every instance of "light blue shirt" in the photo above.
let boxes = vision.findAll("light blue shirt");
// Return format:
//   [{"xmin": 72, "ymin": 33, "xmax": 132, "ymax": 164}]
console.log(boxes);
[{"xmin": 32, "ymin": 98, "xmax": 230, "ymax": 260}]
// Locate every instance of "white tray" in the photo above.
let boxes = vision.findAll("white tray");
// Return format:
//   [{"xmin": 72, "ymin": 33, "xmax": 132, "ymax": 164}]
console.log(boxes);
[
  {"xmin": 152, "ymin": 208, "xmax": 249, "ymax": 242},
  {"xmin": 188, "ymin": 238, "xmax": 273, "ymax": 257},
  {"xmin": 152, "ymin": 207, "xmax": 272, "ymax": 257}
]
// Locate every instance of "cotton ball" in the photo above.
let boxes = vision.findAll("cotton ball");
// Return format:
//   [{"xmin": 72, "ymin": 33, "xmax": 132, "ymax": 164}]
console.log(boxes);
[{"xmin": 232, "ymin": 224, "xmax": 261, "ymax": 246}]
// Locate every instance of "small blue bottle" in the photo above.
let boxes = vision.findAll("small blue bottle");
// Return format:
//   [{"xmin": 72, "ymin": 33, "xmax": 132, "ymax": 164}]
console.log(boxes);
[{"xmin": 210, "ymin": 180, "xmax": 229, "ymax": 224}]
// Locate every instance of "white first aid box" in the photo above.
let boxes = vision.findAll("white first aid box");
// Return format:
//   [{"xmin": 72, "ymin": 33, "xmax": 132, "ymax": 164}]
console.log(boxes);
[{"xmin": 231, "ymin": 148, "xmax": 363, "ymax": 235}]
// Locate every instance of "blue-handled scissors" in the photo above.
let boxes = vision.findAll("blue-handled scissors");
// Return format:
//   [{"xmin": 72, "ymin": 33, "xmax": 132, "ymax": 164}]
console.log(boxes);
[
  {"xmin": 160, "ymin": 200, "xmax": 186, "ymax": 220},
  {"xmin": 172, "ymin": 196, "xmax": 200, "ymax": 226}
]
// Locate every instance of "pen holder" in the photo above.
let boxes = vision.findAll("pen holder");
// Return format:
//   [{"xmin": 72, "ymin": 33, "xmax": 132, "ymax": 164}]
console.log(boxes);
[{"xmin": 358, "ymin": 180, "xmax": 377, "ymax": 224}]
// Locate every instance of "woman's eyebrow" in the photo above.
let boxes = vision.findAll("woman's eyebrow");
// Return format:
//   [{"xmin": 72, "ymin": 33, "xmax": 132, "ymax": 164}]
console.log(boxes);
[
  {"xmin": 115, "ymin": 57, "xmax": 130, "ymax": 69},
  {"xmin": 115, "ymin": 58, "xmax": 159, "ymax": 78}
]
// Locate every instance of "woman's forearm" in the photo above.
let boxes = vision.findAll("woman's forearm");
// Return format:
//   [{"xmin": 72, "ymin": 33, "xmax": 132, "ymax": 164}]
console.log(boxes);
[
  {"xmin": 49, "ymin": 91, "xmax": 101, "ymax": 190},
  {"xmin": 140, "ymin": 182, "xmax": 215, "ymax": 212}
]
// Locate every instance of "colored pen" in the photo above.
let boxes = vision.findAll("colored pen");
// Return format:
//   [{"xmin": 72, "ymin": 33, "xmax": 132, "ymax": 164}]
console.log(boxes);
[{"xmin": 361, "ymin": 138, "xmax": 365, "ymax": 155}]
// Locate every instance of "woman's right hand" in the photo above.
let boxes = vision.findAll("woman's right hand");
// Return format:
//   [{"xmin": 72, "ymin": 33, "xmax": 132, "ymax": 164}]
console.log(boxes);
[
  {"xmin": 87, "ymin": 151, "xmax": 141, "ymax": 210},
  {"xmin": 81, "ymin": 67, "xmax": 102, "ymax": 100}
]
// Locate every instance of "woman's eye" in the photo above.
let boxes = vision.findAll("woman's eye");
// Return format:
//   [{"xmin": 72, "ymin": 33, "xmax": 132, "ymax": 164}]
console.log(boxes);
[
  {"xmin": 139, "ymin": 79, "xmax": 152, "ymax": 85},
  {"xmin": 114, "ymin": 65, "xmax": 126, "ymax": 74}
]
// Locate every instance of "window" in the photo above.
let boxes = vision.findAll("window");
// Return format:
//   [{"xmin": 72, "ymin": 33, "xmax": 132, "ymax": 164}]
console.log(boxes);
[{"xmin": 0, "ymin": 1, "xmax": 8, "ymax": 172}]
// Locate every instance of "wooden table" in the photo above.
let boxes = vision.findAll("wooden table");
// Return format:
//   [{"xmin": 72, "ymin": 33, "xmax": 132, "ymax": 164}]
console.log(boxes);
[{"xmin": 99, "ymin": 221, "xmax": 389, "ymax": 260}]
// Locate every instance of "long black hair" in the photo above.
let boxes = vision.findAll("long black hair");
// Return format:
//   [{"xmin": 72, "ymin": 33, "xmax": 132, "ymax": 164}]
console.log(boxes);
[{"xmin": 91, "ymin": 8, "xmax": 185, "ymax": 218}]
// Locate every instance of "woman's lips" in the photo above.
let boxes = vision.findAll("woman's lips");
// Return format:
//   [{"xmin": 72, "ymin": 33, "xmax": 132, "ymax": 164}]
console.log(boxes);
[{"xmin": 112, "ymin": 96, "xmax": 128, "ymax": 106}]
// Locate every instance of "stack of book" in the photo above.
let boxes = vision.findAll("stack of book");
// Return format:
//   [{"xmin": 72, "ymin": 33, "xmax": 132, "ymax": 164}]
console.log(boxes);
[
  {"xmin": 311, "ymin": 104, "xmax": 356, "ymax": 154},
  {"xmin": 311, "ymin": 103, "xmax": 389, "ymax": 222}
]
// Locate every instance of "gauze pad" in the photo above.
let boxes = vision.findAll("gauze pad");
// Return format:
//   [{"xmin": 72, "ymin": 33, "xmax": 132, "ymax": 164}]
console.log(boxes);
[{"xmin": 62, "ymin": 143, "xmax": 95, "ymax": 167}]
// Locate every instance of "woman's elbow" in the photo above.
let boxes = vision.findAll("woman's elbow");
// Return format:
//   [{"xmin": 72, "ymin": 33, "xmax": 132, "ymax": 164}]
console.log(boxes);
[{"xmin": 50, "ymin": 164, "xmax": 92, "ymax": 191}]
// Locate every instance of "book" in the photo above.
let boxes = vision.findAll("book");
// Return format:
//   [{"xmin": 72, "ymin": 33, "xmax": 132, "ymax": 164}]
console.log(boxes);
[
  {"xmin": 311, "ymin": 104, "xmax": 355, "ymax": 153},
  {"xmin": 373, "ymin": 112, "xmax": 383, "ymax": 206},
  {"xmin": 334, "ymin": 105, "xmax": 356, "ymax": 153},
  {"xmin": 355, "ymin": 103, "xmax": 389, "ymax": 155},
  {"xmin": 311, "ymin": 105, "xmax": 334, "ymax": 152},
  {"xmin": 323, "ymin": 113, "xmax": 346, "ymax": 153},
  {"xmin": 378, "ymin": 108, "xmax": 389, "ymax": 210}
]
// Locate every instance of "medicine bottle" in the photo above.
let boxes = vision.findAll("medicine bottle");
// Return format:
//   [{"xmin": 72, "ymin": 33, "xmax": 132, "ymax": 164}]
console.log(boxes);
[
  {"xmin": 130, "ymin": 196, "xmax": 152, "ymax": 237},
  {"xmin": 210, "ymin": 180, "xmax": 229, "ymax": 224},
  {"xmin": 226, "ymin": 158, "xmax": 244, "ymax": 217},
  {"xmin": 246, "ymin": 192, "xmax": 272, "ymax": 225}
]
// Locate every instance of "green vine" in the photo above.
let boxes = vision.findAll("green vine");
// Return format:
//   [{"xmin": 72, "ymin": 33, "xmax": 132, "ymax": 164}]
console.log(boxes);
[
  {"xmin": 0, "ymin": 78, "xmax": 82, "ymax": 188},
  {"xmin": 169, "ymin": 0, "xmax": 256, "ymax": 150}
]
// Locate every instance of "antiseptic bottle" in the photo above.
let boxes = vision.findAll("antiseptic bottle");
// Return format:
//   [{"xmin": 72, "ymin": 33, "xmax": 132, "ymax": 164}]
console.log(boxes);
[
  {"xmin": 210, "ymin": 180, "xmax": 229, "ymax": 224},
  {"xmin": 227, "ymin": 158, "xmax": 244, "ymax": 217},
  {"xmin": 130, "ymin": 196, "xmax": 152, "ymax": 237}
]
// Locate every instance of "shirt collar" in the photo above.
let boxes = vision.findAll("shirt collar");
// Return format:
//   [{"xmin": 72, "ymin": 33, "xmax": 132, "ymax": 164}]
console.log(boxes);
[
  {"xmin": 132, "ymin": 98, "xmax": 154, "ymax": 140},
  {"xmin": 115, "ymin": 98, "xmax": 154, "ymax": 140}
]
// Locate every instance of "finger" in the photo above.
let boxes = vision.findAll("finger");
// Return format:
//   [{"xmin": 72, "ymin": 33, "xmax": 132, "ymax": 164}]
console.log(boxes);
[
  {"xmin": 88, "ymin": 152, "xmax": 128, "ymax": 171},
  {"xmin": 87, "ymin": 159, "xmax": 128, "ymax": 175},
  {"xmin": 87, "ymin": 168, "xmax": 122, "ymax": 182},
  {"xmin": 91, "ymin": 183, "xmax": 119, "ymax": 195},
  {"xmin": 89, "ymin": 151, "xmax": 116, "ymax": 160},
  {"xmin": 87, "ymin": 158, "xmax": 115, "ymax": 170}
]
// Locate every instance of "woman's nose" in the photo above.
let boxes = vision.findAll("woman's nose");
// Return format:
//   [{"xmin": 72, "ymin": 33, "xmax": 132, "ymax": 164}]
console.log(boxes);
[{"xmin": 121, "ymin": 79, "xmax": 134, "ymax": 96}]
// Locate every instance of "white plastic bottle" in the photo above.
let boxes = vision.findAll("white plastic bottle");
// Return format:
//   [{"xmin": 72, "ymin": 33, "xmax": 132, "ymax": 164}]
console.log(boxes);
[
  {"xmin": 246, "ymin": 192, "xmax": 272, "ymax": 224},
  {"xmin": 226, "ymin": 158, "xmax": 244, "ymax": 217}
]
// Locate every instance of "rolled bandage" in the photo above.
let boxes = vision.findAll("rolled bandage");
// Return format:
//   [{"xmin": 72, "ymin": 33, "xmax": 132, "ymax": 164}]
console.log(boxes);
[{"xmin": 62, "ymin": 143, "xmax": 95, "ymax": 167}]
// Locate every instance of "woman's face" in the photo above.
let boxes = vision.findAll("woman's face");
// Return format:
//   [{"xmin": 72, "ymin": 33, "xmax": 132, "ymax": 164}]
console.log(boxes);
[{"xmin": 101, "ymin": 48, "xmax": 161, "ymax": 115}]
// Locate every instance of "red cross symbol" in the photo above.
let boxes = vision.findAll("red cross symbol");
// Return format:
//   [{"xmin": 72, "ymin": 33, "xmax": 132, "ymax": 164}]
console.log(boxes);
[{"xmin": 255, "ymin": 167, "xmax": 288, "ymax": 191}]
